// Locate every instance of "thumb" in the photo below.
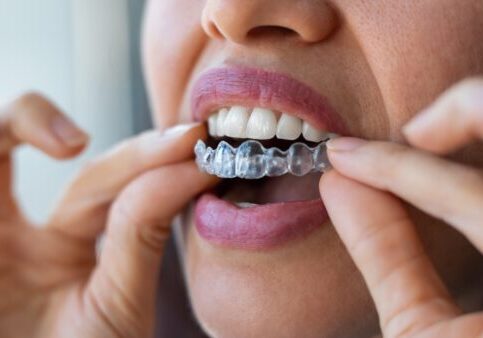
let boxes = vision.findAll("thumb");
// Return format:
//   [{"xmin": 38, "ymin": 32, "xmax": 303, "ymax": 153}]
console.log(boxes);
[
  {"xmin": 86, "ymin": 161, "xmax": 217, "ymax": 337},
  {"xmin": 319, "ymin": 170, "xmax": 460, "ymax": 337}
]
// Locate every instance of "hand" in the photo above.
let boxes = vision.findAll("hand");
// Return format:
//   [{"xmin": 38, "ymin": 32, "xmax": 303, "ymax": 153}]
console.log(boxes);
[
  {"xmin": 320, "ymin": 78, "xmax": 483, "ymax": 337},
  {"xmin": 0, "ymin": 93, "xmax": 216, "ymax": 338}
]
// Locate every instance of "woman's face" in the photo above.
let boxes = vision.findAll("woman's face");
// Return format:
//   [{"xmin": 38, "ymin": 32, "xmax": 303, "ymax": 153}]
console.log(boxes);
[{"xmin": 142, "ymin": 1, "xmax": 483, "ymax": 337}]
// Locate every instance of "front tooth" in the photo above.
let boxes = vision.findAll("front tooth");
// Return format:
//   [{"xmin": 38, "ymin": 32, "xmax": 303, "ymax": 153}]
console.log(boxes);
[
  {"xmin": 208, "ymin": 113, "xmax": 218, "ymax": 136},
  {"xmin": 224, "ymin": 106, "xmax": 250, "ymax": 138},
  {"xmin": 246, "ymin": 108, "xmax": 277, "ymax": 140},
  {"xmin": 276, "ymin": 114, "xmax": 302, "ymax": 140},
  {"xmin": 216, "ymin": 108, "xmax": 229, "ymax": 137},
  {"xmin": 302, "ymin": 121, "xmax": 328, "ymax": 142}
]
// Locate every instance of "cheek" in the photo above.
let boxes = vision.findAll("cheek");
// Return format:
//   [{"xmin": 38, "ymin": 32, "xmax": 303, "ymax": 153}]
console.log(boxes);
[
  {"xmin": 142, "ymin": 0, "xmax": 206, "ymax": 129},
  {"xmin": 184, "ymin": 225, "xmax": 378, "ymax": 338},
  {"xmin": 341, "ymin": 1, "xmax": 483, "ymax": 138}
]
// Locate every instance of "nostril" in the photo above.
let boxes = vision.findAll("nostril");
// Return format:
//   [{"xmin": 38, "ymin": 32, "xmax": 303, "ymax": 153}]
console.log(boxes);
[{"xmin": 247, "ymin": 26, "xmax": 298, "ymax": 40}]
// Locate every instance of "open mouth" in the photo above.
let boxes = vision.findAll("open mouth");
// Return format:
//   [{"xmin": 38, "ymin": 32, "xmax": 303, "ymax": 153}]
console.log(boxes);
[
  {"xmin": 190, "ymin": 67, "xmax": 346, "ymax": 250},
  {"xmin": 195, "ymin": 105, "xmax": 334, "ymax": 179}
]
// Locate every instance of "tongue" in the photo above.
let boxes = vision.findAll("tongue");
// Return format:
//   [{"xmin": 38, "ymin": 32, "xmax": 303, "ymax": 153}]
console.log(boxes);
[
  {"xmin": 222, "ymin": 173, "xmax": 322, "ymax": 204},
  {"xmin": 257, "ymin": 173, "xmax": 322, "ymax": 203}
]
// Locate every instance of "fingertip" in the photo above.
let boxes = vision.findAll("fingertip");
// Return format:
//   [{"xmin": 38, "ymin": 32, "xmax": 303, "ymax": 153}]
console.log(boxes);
[
  {"xmin": 402, "ymin": 109, "xmax": 429, "ymax": 135},
  {"xmin": 50, "ymin": 140, "xmax": 89, "ymax": 160},
  {"xmin": 50, "ymin": 115, "xmax": 90, "ymax": 148},
  {"xmin": 43, "ymin": 128, "xmax": 90, "ymax": 160},
  {"xmin": 319, "ymin": 169, "xmax": 339, "ymax": 197},
  {"xmin": 319, "ymin": 170, "xmax": 364, "ymax": 210},
  {"xmin": 5, "ymin": 92, "xmax": 91, "ymax": 159},
  {"xmin": 402, "ymin": 117, "xmax": 451, "ymax": 155},
  {"xmin": 180, "ymin": 160, "xmax": 221, "ymax": 188},
  {"xmin": 324, "ymin": 137, "xmax": 369, "ymax": 173},
  {"xmin": 162, "ymin": 122, "xmax": 205, "ymax": 138}
]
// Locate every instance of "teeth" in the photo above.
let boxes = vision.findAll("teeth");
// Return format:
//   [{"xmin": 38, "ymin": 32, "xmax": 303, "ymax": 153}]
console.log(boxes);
[
  {"xmin": 302, "ymin": 121, "xmax": 329, "ymax": 142},
  {"xmin": 208, "ymin": 114, "xmax": 218, "ymax": 136},
  {"xmin": 246, "ymin": 108, "xmax": 278, "ymax": 140},
  {"xmin": 208, "ymin": 106, "xmax": 333, "ymax": 142},
  {"xmin": 236, "ymin": 202, "xmax": 259, "ymax": 209},
  {"xmin": 216, "ymin": 108, "xmax": 228, "ymax": 137},
  {"xmin": 224, "ymin": 106, "xmax": 250, "ymax": 138},
  {"xmin": 276, "ymin": 113, "xmax": 302, "ymax": 140}
]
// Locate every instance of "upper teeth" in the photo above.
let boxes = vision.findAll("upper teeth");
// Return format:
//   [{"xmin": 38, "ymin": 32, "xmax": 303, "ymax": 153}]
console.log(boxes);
[{"xmin": 207, "ymin": 106, "xmax": 331, "ymax": 142}]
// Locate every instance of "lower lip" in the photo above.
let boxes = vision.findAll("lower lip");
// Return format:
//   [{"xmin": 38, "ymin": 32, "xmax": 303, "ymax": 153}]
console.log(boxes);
[{"xmin": 194, "ymin": 193, "xmax": 328, "ymax": 250}]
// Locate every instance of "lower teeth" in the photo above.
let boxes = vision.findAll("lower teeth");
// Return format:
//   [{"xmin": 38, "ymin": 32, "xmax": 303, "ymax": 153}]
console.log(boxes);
[
  {"xmin": 194, "ymin": 139, "xmax": 331, "ymax": 179},
  {"xmin": 235, "ymin": 202, "xmax": 259, "ymax": 208}
]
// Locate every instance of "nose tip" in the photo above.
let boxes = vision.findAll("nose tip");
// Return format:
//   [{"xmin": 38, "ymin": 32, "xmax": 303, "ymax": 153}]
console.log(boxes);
[{"xmin": 202, "ymin": 0, "xmax": 338, "ymax": 44}]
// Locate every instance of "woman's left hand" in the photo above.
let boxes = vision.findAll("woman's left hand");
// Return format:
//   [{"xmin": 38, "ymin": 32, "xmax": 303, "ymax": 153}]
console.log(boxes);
[{"xmin": 319, "ymin": 78, "xmax": 483, "ymax": 337}]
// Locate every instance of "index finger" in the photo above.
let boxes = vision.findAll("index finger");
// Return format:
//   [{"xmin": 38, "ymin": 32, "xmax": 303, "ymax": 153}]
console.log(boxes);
[
  {"xmin": 0, "ymin": 92, "xmax": 88, "ymax": 158},
  {"xmin": 320, "ymin": 171, "xmax": 460, "ymax": 337},
  {"xmin": 0, "ymin": 93, "xmax": 89, "ymax": 219},
  {"xmin": 403, "ymin": 78, "xmax": 483, "ymax": 154}
]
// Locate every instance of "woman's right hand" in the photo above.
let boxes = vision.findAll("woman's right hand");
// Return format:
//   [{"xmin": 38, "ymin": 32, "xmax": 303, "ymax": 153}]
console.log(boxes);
[{"xmin": 0, "ymin": 92, "xmax": 216, "ymax": 338}]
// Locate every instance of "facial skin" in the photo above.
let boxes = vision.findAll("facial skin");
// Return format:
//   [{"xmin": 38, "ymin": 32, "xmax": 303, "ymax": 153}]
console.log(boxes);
[{"xmin": 142, "ymin": 1, "xmax": 483, "ymax": 337}]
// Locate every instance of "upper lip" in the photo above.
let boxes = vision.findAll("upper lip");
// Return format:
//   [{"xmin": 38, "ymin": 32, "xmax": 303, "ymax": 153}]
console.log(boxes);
[{"xmin": 191, "ymin": 66, "xmax": 348, "ymax": 135}]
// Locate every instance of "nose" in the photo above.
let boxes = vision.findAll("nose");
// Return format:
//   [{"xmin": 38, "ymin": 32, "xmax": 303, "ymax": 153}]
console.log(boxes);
[{"xmin": 202, "ymin": 0, "xmax": 337, "ymax": 44}]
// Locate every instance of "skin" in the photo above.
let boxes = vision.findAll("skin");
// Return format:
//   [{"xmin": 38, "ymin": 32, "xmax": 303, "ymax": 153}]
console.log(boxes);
[
  {"xmin": 0, "ymin": 1, "xmax": 481, "ymax": 338},
  {"xmin": 143, "ymin": 0, "xmax": 483, "ymax": 337}
]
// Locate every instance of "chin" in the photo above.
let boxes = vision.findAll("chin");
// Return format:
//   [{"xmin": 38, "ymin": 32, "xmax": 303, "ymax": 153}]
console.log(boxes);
[{"xmin": 180, "ymin": 209, "xmax": 379, "ymax": 338}]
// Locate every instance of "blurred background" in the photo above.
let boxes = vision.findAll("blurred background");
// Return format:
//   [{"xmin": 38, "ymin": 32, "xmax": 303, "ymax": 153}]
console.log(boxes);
[
  {"xmin": 0, "ymin": 0, "xmax": 150, "ymax": 223},
  {"xmin": 0, "ymin": 2, "xmax": 209, "ymax": 336}
]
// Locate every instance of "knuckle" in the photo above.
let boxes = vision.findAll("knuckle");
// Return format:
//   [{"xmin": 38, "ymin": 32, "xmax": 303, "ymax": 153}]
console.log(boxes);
[
  {"xmin": 137, "ymin": 219, "xmax": 172, "ymax": 253},
  {"xmin": 2, "ymin": 91, "xmax": 52, "ymax": 119},
  {"xmin": 12, "ymin": 91, "xmax": 62, "ymax": 120},
  {"xmin": 13, "ymin": 91, "xmax": 48, "ymax": 114},
  {"xmin": 383, "ymin": 296, "xmax": 457, "ymax": 338},
  {"xmin": 85, "ymin": 286, "xmax": 141, "ymax": 338},
  {"xmin": 15, "ymin": 91, "xmax": 46, "ymax": 105},
  {"xmin": 110, "ymin": 189, "xmax": 172, "ymax": 254}
]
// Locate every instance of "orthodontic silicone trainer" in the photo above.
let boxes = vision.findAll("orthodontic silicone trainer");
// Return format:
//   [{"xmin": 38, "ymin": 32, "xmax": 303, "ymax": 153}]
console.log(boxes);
[{"xmin": 194, "ymin": 139, "xmax": 331, "ymax": 179}]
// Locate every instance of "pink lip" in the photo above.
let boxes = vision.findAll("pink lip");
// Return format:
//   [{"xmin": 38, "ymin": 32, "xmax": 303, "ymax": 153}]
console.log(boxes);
[
  {"xmin": 195, "ymin": 194, "xmax": 328, "ymax": 250},
  {"xmin": 191, "ymin": 66, "xmax": 341, "ymax": 250},
  {"xmin": 191, "ymin": 66, "xmax": 348, "ymax": 134}
]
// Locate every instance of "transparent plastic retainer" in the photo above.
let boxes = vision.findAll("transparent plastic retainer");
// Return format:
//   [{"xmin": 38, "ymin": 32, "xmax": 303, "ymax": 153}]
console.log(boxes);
[{"xmin": 194, "ymin": 139, "xmax": 331, "ymax": 179}]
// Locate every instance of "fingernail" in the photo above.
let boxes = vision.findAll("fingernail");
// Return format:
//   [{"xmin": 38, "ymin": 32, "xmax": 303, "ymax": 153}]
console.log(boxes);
[
  {"xmin": 326, "ymin": 137, "xmax": 368, "ymax": 152},
  {"xmin": 162, "ymin": 122, "xmax": 202, "ymax": 137},
  {"xmin": 51, "ymin": 116, "xmax": 88, "ymax": 147}
]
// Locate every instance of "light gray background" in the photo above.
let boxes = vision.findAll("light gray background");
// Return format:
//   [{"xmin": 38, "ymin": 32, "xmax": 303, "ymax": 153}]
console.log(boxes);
[{"xmin": 0, "ymin": 0, "xmax": 150, "ymax": 222}]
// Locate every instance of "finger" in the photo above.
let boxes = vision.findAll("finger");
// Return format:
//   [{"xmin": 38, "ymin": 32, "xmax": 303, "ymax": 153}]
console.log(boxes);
[
  {"xmin": 48, "ymin": 123, "xmax": 206, "ymax": 240},
  {"xmin": 85, "ymin": 161, "xmax": 217, "ymax": 337},
  {"xmin": 403, "ymin": 78, "xmax": 483, "ymax": 154},
  {"xmin": 0, "ymin": 93, "xmax": 88, "ymax": 218},
  {"xmin": 0, "ymin": 92, "xmax": 89, "ymax": 158},
  {"xmin": 326, "ymin": 138, "xmax": 483, "ymax": 250},
  {"xmin": 0, "ymin": 155, "xmax": 19, "ymax": 220},
  {"xmin": 320, "ymin": 171, "xmax": 461, "ymax": 337}
]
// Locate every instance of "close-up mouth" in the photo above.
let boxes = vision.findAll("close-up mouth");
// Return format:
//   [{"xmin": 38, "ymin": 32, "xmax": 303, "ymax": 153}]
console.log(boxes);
[{"xmin": 190, "ymin": 66, "xmax": 347, "ymax": 250}]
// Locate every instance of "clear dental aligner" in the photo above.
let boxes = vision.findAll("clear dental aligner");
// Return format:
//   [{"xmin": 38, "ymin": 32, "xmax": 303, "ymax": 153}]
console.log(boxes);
[{"xmin": 194, "ymin": 139, "xmax": 331, "ymax": 179}]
